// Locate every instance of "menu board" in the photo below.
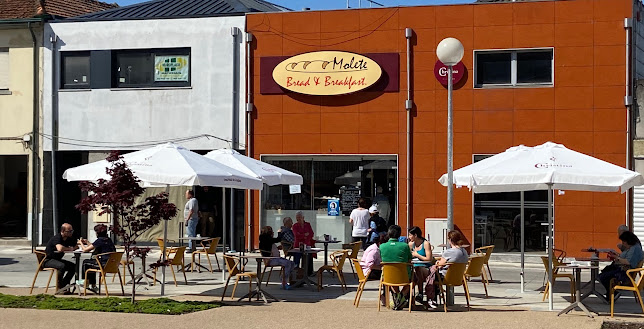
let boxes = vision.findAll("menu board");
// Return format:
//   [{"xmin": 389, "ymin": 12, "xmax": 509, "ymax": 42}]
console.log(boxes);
[{"xmin": 340, "ymin": 187, "xmax": 361, "ymax": 215}]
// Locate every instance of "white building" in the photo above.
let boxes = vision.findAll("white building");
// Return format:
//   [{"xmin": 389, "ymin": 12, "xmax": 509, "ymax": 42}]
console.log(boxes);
[{"xmin": 42, "ymin": 0, "xmax": 287, "ymax": 242}]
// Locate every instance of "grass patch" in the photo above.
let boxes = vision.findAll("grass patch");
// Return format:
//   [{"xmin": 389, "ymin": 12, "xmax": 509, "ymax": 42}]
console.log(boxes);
[{"xmin": 0, "ymin": 293, "xmax": 220, "ymax": 315}]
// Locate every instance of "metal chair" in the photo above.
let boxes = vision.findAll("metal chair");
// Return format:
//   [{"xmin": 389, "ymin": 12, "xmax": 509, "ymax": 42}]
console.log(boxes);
[
  {"xmin": 153, "ymin": 246, "xmax": 188, "ymax": 286},
  {"xmin": 437, "ymin": 262, "xmax": 470, "ymax": 312},
  {"xmin": 347, "ymin": 241, "xmax": 362, "ymax": 279},
  {"xmin": 352, "ymin": 258, "xmax": 370, "ymax": 307},
  {"xmin": 83, "ymin": 251, "xmax": 125, "ymax": 297},
  {"xmin": 30, "ymin": 250, "xmax": 57, "ymax": 294},
  {"xmin": 464, "ymin": 255, "xmax": 488, "ymax": 297},
  {"xmin": 611, "ymin": 267, "xmax": 644, "ymax": 317},
  {"xmin": 474, "ymin": 245, "xmax": 495, "ymax": 281},
  {"xmin": 317, "ymin": 250, "xmax": 349, "ymax": 292},
  {"xmin": 221, "ymin": 255, "xmax": 257, "ymax": 301},
  {"xmin": 191, "ymin": 237, "xmax": 221, "ymax": 272},
  {"xmin": 378, "ymin": 262, "xmax": 414, "ymax": 312}
]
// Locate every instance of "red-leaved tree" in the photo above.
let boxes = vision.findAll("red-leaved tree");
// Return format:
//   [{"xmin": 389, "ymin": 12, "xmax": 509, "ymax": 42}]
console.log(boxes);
[{"xmin": 76, "ymin": 151, "xmax": 177, "ymax": 302}]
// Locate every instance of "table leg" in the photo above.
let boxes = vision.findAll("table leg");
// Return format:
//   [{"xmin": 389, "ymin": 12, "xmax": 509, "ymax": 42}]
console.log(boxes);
[
  {"xmin": 324, "ymin": 244, "xmax": 329, "ymax": 267},
  {"xmin": 580, "ymin": 263, "xmax": 607, "ymax": 304},
  {"xmin": 558, "ymin": 268, "xmax": 596, "ymax": 318}
]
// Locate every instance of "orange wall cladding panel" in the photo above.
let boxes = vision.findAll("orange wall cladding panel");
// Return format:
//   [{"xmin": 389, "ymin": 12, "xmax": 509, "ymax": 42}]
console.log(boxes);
[{"xmin": 247, "ymin": 0, "xmax": 633, "ymax": 256}]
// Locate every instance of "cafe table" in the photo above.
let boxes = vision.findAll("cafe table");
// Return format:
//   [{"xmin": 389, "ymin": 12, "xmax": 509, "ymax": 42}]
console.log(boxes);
[
  {"xmin": 557, "ymin": 264, "xmax": 600, "ymax": 318},
  {"xmin": 314, "ymin": 239, "xmax": 342, "ymax": 267},
  {"xmin": 288, "ymin": 248, "xmax": 322, "ymax": 291},
  {"xmin": 574, "ymin": 257, "xmax": 610, "ymax": 303},
  {"xmin": 225, "ymin": 253, "xmax": 279, "ymax": 303}
]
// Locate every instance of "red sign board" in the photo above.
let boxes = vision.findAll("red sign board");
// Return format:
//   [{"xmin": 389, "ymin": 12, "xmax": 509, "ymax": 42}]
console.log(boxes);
[{"xmin": 434, "ymin": 61, "xmax": 465, "ymax": 85}]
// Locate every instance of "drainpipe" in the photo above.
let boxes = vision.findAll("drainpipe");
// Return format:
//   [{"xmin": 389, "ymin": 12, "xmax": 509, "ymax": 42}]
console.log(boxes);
[
  {"xmin": 245, "ymin": 32, "xmax": 254, "ymax": 250},
  {"xmin": 625, "ymin": 18, "xmax": 633, "ymax": 228},
  {"xmin": 29, "ymin": 21, "xmax": 41, "ymax": 248},
  {"xmin": 231, "ymin": 27, "xmax": 241, "ymax": 149},
  {"xmin": 405, "ymin": 28, "xmax": 413, "ymax": 230},
  {"xmin": 49, "ymin": 33, "xmax": 58, "ymax": 234}
]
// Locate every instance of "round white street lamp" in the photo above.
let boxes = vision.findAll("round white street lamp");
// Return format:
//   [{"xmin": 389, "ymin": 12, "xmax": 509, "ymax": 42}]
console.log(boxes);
[{"xmin": 437, "ymin": 37, "xmax": 463, "ymax": 232}]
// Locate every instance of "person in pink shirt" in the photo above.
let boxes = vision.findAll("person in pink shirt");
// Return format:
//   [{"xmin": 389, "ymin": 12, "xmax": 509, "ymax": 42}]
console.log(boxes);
[
  {"xmin": 292, "ymin": 211, "xmax": 315, "ymax": 275},
  {"xmin": 360, "ymin": 234, "xmax": 387, "ymax": 280}
]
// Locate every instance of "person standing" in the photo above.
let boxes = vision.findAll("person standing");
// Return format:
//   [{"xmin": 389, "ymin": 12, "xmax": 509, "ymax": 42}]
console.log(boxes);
[
  {"xmin": 44, "ymin": 223, "xmax": 79, "ymax": 293},
  {"xmin": 349, "ymin": 198, "xmax": 370, "ymax": 249},
  {"xmin": 197, "ymin": 186, "xmax": 217, "ymax": 237},
  {"xmin": 292, "ymin": 211, "xmax": 315, "ymax": 275},
  {"xmin": 367, "ymin": 205, "xmax": 387, "ymax": 245},
  {"xmin": 184, "ymin": 189, "xmax": 199, "ymax": 251}
]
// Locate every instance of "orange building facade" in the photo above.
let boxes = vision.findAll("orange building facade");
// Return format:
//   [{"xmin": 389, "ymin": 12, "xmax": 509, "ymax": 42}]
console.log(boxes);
[{"xmin": 246, "ymin": 0, "xmax": 641, "ymax": 257}]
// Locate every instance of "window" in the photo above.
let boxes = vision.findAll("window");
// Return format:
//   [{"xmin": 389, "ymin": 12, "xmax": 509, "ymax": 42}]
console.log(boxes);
[
  {"xmin": 260, "ymin": 155, "xmax": 397, "ymax": 244},
  {"xmin": 0, "ymin": 48, "xmax": 9, "ymax": 90},
  {"xmin": 61, "ymin": 52, "xmax": 90, "ymax": 89},
  {"xmin": 113, "ymin": 48, "xmax": 190, "ymax": 88},
  {"xmin": 474, "ymin": 49, "xmax": 553, "ymax": 88}
]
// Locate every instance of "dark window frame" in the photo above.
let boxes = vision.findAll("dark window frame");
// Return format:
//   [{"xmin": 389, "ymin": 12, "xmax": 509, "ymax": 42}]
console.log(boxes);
[
  {"xmin": 112, "ymin": 47, "xmax": 191, "ymax": 88},
  {"xmin": 60, "ymin": 51, "xmax": 91, "ymax": 90},
  {"xmin": 474, "ymin": 48, "xmax": 553, "ymax": 88}
]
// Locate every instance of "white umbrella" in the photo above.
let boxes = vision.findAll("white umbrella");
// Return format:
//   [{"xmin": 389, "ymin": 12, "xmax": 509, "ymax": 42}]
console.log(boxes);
[
  {"xmin": 438, "ymin": 141, "xmax": 644, "ymax": 310},
  {"xmin": 204, "ymin": 149, "xmax": 303, "ymax": 254},
  {"xmin": 63, "ymin": 143, "xmax": 264, "ymax": 295},
  {"xmin": 204, "ymin": 149, "xmax": 303, "ymax": 186}
]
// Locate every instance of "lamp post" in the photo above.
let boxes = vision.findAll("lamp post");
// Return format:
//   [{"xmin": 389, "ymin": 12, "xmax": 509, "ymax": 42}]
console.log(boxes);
[
  {"xmin": 436, "ymin": 37, "xmax": 464, "ymax": 231},
  {"xmin": 437, "ymin": 37, "xmax": 464, "ymax": 307}
]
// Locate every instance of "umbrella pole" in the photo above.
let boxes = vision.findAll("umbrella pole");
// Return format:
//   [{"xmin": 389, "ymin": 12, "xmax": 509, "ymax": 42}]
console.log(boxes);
[
  {"xmin": 161, "ymin": 184, "xmax": 169, "ymax": 296},
  {"xmin": 222, "ymin": 187, "xmax": 226, "ymax": 282},
  {"xmin": 520, "ymin": 191, "xmax": 525, "ymax": 293},
  {"xmin": 547, "ymin": 184, "xmax": 554, "ymax": 311}
]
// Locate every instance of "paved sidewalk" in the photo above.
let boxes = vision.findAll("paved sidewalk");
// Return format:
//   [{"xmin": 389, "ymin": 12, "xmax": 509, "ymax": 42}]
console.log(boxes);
[{"xmin": 1, "ymin": 246, "xmax": 644, "ymax": 328}]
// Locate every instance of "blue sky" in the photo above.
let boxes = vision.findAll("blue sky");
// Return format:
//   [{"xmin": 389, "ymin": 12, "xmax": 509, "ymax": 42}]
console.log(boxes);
[{"xmin": 114, "ymin": 0, "xmax": 475, "ymax": 11}]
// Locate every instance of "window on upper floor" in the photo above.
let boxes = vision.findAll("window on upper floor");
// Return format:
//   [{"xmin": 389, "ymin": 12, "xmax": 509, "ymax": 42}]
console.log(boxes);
[
  {"xmin": 113, "ymin": 48, "xmax": 190, "ymax": 88},
  {"xmin": 61, "ymin": 51, "xmax": 91, "ymax": 89},
  {"xmin": 0, "ymin": 48, "xmax": 9, "ymax": 91},
  {"xmin": 474, "ymin": 49, "xmax": 553, "ymax": 88}
]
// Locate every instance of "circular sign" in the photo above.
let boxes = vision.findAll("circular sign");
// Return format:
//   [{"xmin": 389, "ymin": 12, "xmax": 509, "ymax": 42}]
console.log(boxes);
[
  {"xmin": 272, "ymin": 51, "xmax": 382, "ymax": 96},
  {"xmin": 434, "ymin": 61, "xmax": 465, "ymax": 85}
]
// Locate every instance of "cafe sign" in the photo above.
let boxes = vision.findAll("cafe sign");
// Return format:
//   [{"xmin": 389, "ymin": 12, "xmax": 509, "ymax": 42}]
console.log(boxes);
[{"xmin": 272, "ymin": 51, "xmax": 382, "ymax": 96}]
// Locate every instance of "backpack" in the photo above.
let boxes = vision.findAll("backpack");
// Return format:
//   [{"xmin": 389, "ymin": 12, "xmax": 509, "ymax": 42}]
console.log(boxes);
[{"xmin": 375, "ymin": 216, "xmax": 387, "ymax": 233}]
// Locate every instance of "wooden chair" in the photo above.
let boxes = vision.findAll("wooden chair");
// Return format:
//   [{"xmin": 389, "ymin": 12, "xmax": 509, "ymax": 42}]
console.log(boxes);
[
  {"xmin": 352, "ymin": 258, "xmax": 370, "ymax": 307},
  {"xmin": 191, "ymin": 237, "xmax": 221, "ymax": 272},
  {"xmin": 157, "ymin": 238, "xmax": 181, "ymax": 271},
  {"xmin": 112, "ymin": 247, "xmax": 133, "ymax": 283},
  {"xmin": 83, "ymin": 251, "xmax": 125, "ymax": 297},
  {"xmin": 540, "ymin": 256, "xmax": 575, "ymax": 302},
  {"xmin": 464, "ymin": 256, "xmax": 488, "ymax": 297},
  {"xmin": 347, "ymin": 241, "xmax": 362, "ymax": 279},
  {"xmin": 221, "ymin": 255, "xmax": 257, "ymax": 301},
  {"xmin": 474, "ymin": 245, "xmax": 494, "ymax": 281},
  {"xmin": 437, "ymin": 262, "xmax": 470, "ymax": 312},
  {"xmin": 153, "ymin": 246, "xmax": 188, "ymax": 286},
  {"xmin": 611, "ymin": 267, "xmax": 644, "ymax": 317},
  {"xmin": 30, "ymin": 250, "xmax": 57, "ymax": 294},
  {"xmin": 378, "ymin": 262, "xmax": 414, "ymax": 313},
  {"xmin": 259, "ymin": 250, "xmax": 284, "ymax": 286},
  {"xmin": 317, "ymin": 250, "xmax": 348, "ymax": 292}
]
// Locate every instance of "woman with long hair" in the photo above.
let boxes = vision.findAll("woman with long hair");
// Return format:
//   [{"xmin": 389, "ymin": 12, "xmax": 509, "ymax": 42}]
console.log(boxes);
[{"xmin": 408, "ymin": 226, "xmax": 433, "ymax": 303}]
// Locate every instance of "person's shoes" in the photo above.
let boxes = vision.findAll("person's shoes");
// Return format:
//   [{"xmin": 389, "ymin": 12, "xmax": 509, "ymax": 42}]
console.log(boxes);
[
  {"xmin": 414, "ymin": 293, "xmax": 424, "ymax": 304},
  {"xmin": 428, "ymin": 300, "xmax": 438, "ymax": 309},
  {"xmin": 75, "ymin": 279, "xmax": 85, "ymax": 286},
  {"xmin": 87, "ymin": 285, "xmax": 99, "ymax": 294},
  {"xmin": 281, "ymin": 283, "xmax": 292, "ymax": 290}
]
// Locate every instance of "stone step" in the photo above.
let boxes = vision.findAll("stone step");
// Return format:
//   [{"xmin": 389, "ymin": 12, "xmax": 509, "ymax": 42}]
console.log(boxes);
[{"xmin": 0, "ymin": 238, "xmax": 32, "ymax": 247}]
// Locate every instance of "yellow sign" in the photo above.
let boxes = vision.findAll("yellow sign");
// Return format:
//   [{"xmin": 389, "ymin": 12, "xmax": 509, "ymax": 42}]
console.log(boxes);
[{"xmin": 272, "ymin": 51, "xmax": 382, "ymax": 96}]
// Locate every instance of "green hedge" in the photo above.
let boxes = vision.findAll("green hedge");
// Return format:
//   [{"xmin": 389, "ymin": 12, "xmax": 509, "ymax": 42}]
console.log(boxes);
[{"xmin": 0, "ymin": 294, "xmax": 220, "ymax": 315}]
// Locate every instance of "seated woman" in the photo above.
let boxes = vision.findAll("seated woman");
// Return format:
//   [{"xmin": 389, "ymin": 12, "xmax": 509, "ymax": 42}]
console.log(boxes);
[
  {"xmin": 360, "ymin": 234, "xmax": 388, "ymax": 280},
  {"xmin": 599, "ymin": 231, "xmax": 644, "ymax": 300},
  {"xmin": 407, "ymin": 226, "xmax": 434, "ymax": 303},
  {"xmin": 425, "ymin": 230, "xmax": 469, "ymax": 308},
  {"xmin": 77, "ymin": 224, "xmax": 116, "ymax": 293},
  {"xmin": 259, "ymin": 226, "xmax": 296, "ymax": 290}
]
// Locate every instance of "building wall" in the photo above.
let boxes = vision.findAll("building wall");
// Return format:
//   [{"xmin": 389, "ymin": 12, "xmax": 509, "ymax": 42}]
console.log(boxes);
[
  {"xmin": 0, "ymin": 25, "xmax": 43, "ymax": 241},
  {"xmin": 247, "ymin": 0, "xmax": 633, "ymax": 255},
  {"xmin": 43, "ymin": 16, "xmax": 247, "ymax": 152}
]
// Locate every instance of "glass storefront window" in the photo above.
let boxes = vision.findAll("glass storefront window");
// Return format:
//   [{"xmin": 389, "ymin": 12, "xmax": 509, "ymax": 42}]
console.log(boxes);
[
  {"xmin": 473, "ymin": 155, "xmax": 550, "ymax": 252},
  {"xmin": 260, "ymin": 155, "xmax": 397, "ymax": 246}
]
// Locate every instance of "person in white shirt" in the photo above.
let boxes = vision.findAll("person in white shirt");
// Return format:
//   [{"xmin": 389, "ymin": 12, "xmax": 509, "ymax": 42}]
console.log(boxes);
[{"xmin": 349, "ymin": 198, "xmax": 370, "ymax": 250}]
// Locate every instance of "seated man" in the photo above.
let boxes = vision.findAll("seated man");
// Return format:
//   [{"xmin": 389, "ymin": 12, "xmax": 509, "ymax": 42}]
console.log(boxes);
[
  {"xmin": 259, "ymin": 226, "xmax": 295, "ymax": 289},
  {"xmin": 278, "ymin": 216, "xmax": 295, "ymax": 250},
  {"xmin": 379, "ymin": 225, "xmax": 413, "ymax": 310},
  {"xmin": 77, "ymin": 224, "xmax": 116, "ymax": 293},
  {"xmin": 44, "ymin": 223, "xmax": 79, "ymax": 293},
  {"xmin": 360, "ymin": 234, "xmax": 387, "ymax": 280}
]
